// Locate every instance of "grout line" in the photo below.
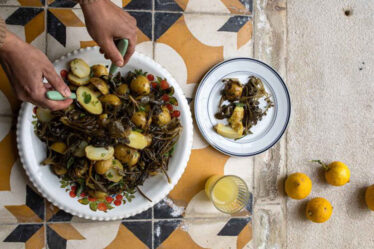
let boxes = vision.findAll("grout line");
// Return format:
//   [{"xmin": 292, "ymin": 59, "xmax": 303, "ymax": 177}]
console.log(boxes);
[{"xmin": 152, "ymin": 0, "xmax": 155, "ymax": 61}]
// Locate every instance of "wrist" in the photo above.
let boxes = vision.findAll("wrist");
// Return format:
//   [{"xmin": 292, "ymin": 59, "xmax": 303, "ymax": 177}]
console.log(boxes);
[{"xmin": 0, "ymin": 31, "xmax": 23, "ymax": 58}]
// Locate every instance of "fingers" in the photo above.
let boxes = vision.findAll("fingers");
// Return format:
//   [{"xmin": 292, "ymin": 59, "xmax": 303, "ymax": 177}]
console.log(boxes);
[
  {"xmin": 122, "ymin": 38, "xmax": 135, "ymax": 66},
  {"xmin": 44, "ymin": 68, "xmax": 71, "ymax": 98},
  {"xmin": 25, "ymin": 86, "xmax": 73, "ymax": 111},
  {"xmin": 101, "ymin": 39, "xmax": 123, "ymax": 67}
]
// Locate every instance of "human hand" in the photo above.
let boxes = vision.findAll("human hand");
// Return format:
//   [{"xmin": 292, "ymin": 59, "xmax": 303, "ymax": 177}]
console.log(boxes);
[
  {"xmin": 81, "ymin": 0, "xmax": 137, "ymax": 67},
  {"xmin": 0, "ymin": 31, "xmax": 72, "ymax": 110}
]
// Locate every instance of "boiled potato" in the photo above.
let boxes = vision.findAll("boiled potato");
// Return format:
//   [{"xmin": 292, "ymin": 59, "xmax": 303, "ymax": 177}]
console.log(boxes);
[
  {"xmin": 73, "ymin": 141, "xmax": 88, "ymax": 157},
  {"xmin": 117, "ymin": 84, "xmax": 129, "ymax": 95},
  {"xmin": 225, "ymin": 80, "xmax": 243, "ymax": 100},
  {"xmin": 85, "ymin": 145, "xmax": 114, "ymax": 160},
  {"xmin": 50, "ymin": 142, "xmax": 67, "ymax": 154},
  {"xmin": 229, "ymin": 106, "xmax": 244, "ymax": 124},
  {"xmin": 231, "ymin": 122, "xmax": 244, "ymax": 134},
  {"xmin": 86, "ymin": 84, "xmax": 102, "ymax": 98},
  {"xmin": 91, "ymin": 64, "xmax": 108, "ymax": 77},
  {"xmin": 131, "ymin": 111, "xmax": 147, "ymax": 129},
  {"xmin": 99, "ymin": 114, "xmax": 110, "ymax": 126},
  {"xmin": 68, "ymin": 73, "xmax": 90, "ymax": 86},
  {"xmin": 130, "ymin": 75, "xmax": 150, "ymax": 95},
  {"xmin": 95, "ymin": 158, "xmax": 113, "ymax": 174},
  {"xmin": 53, "ymin": 164, "xmax": 67, "ymax": 176},
  {"xmin": 70, "ymin": 58, "xmax": 90, "ymax": 78},
  {"xmin": 215, "ymin": 123, "xmax": 243, "ymax": 139},
  {"xmin": 36, "ymin": 107, "xmax": 54, "ymax": 122},
  {"xmin": 105, "ymin": 159, "xmax": 123, "ymax": 183},
  {"xmin": 88, "ymin": 190, "xmax": 107, "ymax": 199},
  {"xmin": 99, "ymin": 94, "xmax": 121, "ymax": 106},
  {"xmin": 114, "ymin": 144, "xmax": 139, "ymax": 166},
  {"xmin": 126, "ymin": 131, "xmax": 151, "ymax": 150},
  {"xmin": 90, "ymin": 77, "xmax": 109, "ymax": 95},
  {"xmin": 155, "ymin": 106, "xmax": 171, "ymax": 126},
  {"xmin": 76, "ymin": 86, "xmax": 103, "ymax": 115}
]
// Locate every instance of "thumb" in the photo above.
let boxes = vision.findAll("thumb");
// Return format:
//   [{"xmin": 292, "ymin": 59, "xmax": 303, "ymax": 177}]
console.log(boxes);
[
  {"xmin": 102, "ymin": 39, "xmax": 123, "ymax": 67},
  {"xmin": 44, "ymin": 68, "xmax": 71, "ymax": 97}
]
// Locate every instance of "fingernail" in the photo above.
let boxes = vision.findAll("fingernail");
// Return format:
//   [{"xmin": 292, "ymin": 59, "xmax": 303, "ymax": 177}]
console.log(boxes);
[{"xmin": 115, "ymin": 60, "xmax": 123, "ymax": 67}]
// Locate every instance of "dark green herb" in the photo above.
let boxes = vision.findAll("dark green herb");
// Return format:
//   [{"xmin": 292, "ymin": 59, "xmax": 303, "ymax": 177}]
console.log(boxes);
[
  {"xmin": 83, "ymin": 92, "xmax": 91, "ymax": 104},
  {"xmin": 66, "ymin": 157, "xmax": 74, "ymax": 169}
]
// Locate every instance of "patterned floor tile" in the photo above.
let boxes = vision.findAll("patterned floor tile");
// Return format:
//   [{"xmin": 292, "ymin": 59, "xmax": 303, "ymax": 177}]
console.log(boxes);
[
  {"xmin": 122, "ymin": 207, "xmax": 152, "ymax": 220},
  {"xmin": 123, "ymin": 0, "xmax": 152, "ymax": 10},
  {"xmin": 46, "ymin": 8, "xmax": 153, "ymax": 61},
  {"xmin": 0, "ymin": 0, "xmax": 44, "ymax": 7},
  {"xmin": 155, "ymin": 0, "xmax": 186, "ymax": 11},
  {"xmin": 48, "ymin": 0, "xmax": 122, "ymax": 8},
  {"xmin": 154, "ymin": 197, "xmax": 184, "ymax": 219},
  {"xmin": 183, "ymin": 0, "xmax": 252, "ymax": 14},
  {"xmin": 0, "ymin": 224, "xmax": 45, "ymax": 249}
]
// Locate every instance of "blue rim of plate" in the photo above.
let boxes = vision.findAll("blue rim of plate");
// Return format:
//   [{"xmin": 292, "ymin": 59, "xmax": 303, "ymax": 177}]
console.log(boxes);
[{"xmin": 194, "ymin": 57, "xmax": 291, "ymax": 157}]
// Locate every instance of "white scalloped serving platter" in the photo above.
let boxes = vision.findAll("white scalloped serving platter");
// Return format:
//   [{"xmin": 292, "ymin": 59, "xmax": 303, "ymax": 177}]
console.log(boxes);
[{"xmin": 17, "ymin": 47, "xmax": 193, "ymax": 220}]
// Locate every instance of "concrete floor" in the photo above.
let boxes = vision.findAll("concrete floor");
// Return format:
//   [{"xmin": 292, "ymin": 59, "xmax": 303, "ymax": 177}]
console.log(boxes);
[{"xmin": 286, "ymin": 0, "xmax": 374, "ymax": 248}]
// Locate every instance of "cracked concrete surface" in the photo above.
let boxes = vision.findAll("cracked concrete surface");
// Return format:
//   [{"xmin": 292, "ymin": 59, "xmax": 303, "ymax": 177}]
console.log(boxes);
[{"xmin": 286, "ymin": 0, "xmax": 374, "ymax": 248}]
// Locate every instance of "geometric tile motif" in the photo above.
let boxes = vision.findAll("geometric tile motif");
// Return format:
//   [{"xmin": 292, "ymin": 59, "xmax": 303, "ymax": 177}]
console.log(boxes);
[
  {"xmin": 155, "ymin": 0, "xmax": 185, "ymax": 11},
  {"xmin": 122, "ymin": 221, "xmax": 152, "ymax": 248},
  {"xmin": 154, "ymin": 12, "xmax": 182, "ymax": 41},
  {"xmin": 48, "ymin": 0, "xmax": 78, "ymax": 8},
  {"xmin": 154, "ymin": 199, "xmax": 184, "ymax": 219},
  {"xmin": 128, "ymin": 11, "xmax": 152, "ymax": 41},
  {"xmin": 217, "ymin": 217, "xmax": 251, "ymax": 236},
  {"xmin": 154, "ymin": 220, "xmax": 182, "ymax": 248},
  {"xmin": 123, "ymin": 0, "xmax": 152, "ymax": 10},
  {"xmin": 47, "ymin": 223, "xmax": 85, "ymax": 249},
  {"xmin": 3, "ymin": 224, "xmax": 44, "ymax": 249},
  {"xmin": 122, "ymin": 207, "xmax": 152, "ymax": 220}
]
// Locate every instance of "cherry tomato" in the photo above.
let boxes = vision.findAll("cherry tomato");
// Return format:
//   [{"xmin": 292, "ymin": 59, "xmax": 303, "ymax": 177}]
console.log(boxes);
[
  {"xmin": 69, "ymin": 191, "xmax": 76, "ymax": 198},
  {"xmin": 162, "ymin": 94, "xmax": 170, "ymax": 102},
  {"xmin": 151, "ymin": 82, "xmax": 158, "ymax": 88},
  {"xmin": 147, "ymin": 74, "xmax": 155, "ymax": 81},
  {"xmin": 88, "ymin": 196, "xmax": 96, "ymax": 202},
  {"xmin": 160, "ymin": 80, "xmax": 169, "ymax": 90},
  {"xmin": 80, "ymin": 192, "xmax": 86, "ymax": 197},
  {"xmin": 116, "ymin": 194, "xmax": 123, "ymax": 200},
  {"xmin": 172, "ymin": 110, "xmax": 180, "ymax": 118},
  {"xmin": 60, "ymin": 69, "xmax": 68, "ymax": 79},
  {"xmin": 98, "ymin": 203, "xmax": 107, "ymax": 211},
  {"xmin": 106, "ymin": 196, "xmax": 114, "ymax": 203},
  {"xmin": 166, "ymin": 104, "xmax": 173, "ymax": 112},
  {"xmin": 33, "ymin": 106, "xmax": 37, "ymax": 114},
  {"xmin": 114, "ymin": 199, "xmax": 122, "ymax": 206},
  {"xmin": 71, "ymin": 186, "xmax": 77, "ymax": 191}
]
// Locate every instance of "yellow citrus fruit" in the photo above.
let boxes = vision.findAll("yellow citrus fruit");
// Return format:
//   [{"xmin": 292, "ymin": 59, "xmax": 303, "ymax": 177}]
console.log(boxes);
[
  {"xmin": 325, "ymin": 161, "xmax": 350, "ymax": 186},
  {"xmin": 285, "ymin": 173, "xmax": 312, "ymax": 200},
  {"xmin": 305, "ymin": 197, "xmax": 333, "ymax": 223},
  {"xmin": 312, "ymin": 160, "xmax": 350, "ymax": 186},
  {"xmin": 365, "ymin": 185, "xmax": 374, "ymax": 211}
]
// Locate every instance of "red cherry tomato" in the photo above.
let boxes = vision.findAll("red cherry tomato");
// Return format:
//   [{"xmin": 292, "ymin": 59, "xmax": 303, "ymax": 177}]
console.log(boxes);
[
  {"xmin": 160, "ymin": 80, "xmax": 169, "ymax": 90},
  {"xmin": 161, "ymin": 94, "xmax": 170, "ymax": 102},
  {"xmin": 115, "ymin": 194, "xmax": 123, "ymax": 200},
  {"xmin": 114, "ymin": 200, "xmax": 122, "ymax": 206},
  {"xmin": 33, "ymin": 106, "xmax": 37, "ymax": 114},
  {"xmin": 151, "ymin": 82, "xmax": 158, "ymax": 88},
  {"xmin": 80, "ymin": 192, "xmax": 86, "ymax": 198},
  {"xmin": 69, "ymin": 191, "xmax": 76, "ymax": 198},
  {"xmin": 98, "ymin": 203, "xmax": 107, "ymax": 211},
  {"xmin": 60, "ymin": 69, "xmax": 68, "ymax": 78},
  {"xmin": 88, "ymin": 196, "xmax": 96, "ymax": 202},
  {"xmin": 71, "ymin": 186, "xmax": 77, "ymax": 191},
  {"xmin": 106, "ymin": 196, "xmax": 114, "ymax": 203},
  {"xmin": 147, "ymin": 74, "xmax": 155, "ymax": 81},
  {"xmin": 172, "ymin": 110, "xmax": 180, "ymax": 118},
  {"xmin": 166, "ymin": 104, "xmax": 173, "ymax": 111}
]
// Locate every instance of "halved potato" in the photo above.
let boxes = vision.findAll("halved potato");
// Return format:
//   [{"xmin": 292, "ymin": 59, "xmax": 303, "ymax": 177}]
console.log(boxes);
[
  {"xmin": 91, "ymin": 64, "xmax": 108, "ymax": 77},
  {"xmin": 126, "ymin": 131, "xmax": 151, "ymax": 150},
  {"xmin": 99, "ymin": 94, "xmax": 121, "ymax": 106},
  {"xmin": 94, "ymin": 158, "xmax": 113, "ymax": 174},
  {"xmin": 90, "ymin": 77, "xmax": 109, "ymax": 95},
  {"xmin": 36, "ymin": 107, "xmax": 54, "ymax": 122},
  {"xmin": 104, "ymin": 159, "xmax": 123, "ymax": 183},
  {"xmin": 114, "ymin": 144, "xmax": 139, "ymax": 166},
  {"xmin": 85, "ymin": 145, "xmax": 114, "ymax": 160},
  {"xmin": 214, "ymin": 123, "xmax": 243, "ymax": 139},
  {"xmin": 86, "ymin": 84, "xmax": 102, "ymax": 97},
  {"xmin": 69, "ymin": 58, "xmax": 90, "ymax": 78},
  {"xmin": 68, "ymin": 73, "xmax": 90, "ymax": 86},
  {"xmin": 76, "ymin": 86, "xmax": 103, "ymax": 115},
  {"xmin": 50, "ymin": 142, "xmax": 67, "ymax": 154},
  {"xmin": 229, "ymin": 106, "xmax": 244, "ymax": 124}
]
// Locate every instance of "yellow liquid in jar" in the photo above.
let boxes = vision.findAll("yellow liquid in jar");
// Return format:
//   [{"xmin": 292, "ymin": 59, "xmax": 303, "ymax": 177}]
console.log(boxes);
[{"xmin": 205, "ymin": 175, "xmax": 239, "ymax": 206}]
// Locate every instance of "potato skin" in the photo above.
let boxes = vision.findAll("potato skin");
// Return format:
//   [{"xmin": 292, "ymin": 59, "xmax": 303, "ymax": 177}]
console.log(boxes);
[
  {"xmin": 70, "ymin": 58, "xmax": 91, "ymax": 78},
  {"xmin": 131, "ymin": 111, "xmax": 147, "ymax": 129},
  {"xmin": 95, "ymin": 158, "xmax": 113, "ymax": 174},
  {"xmin": 114, "ymin": 145, "xmax": 139, "ymax": 166},
  {"xmin": 117, "ymin": 84, "xmax": 129, "ymax": 95},
  {"xmin": 99, "ymin": 94, "xmax": 121, "ymax": 106},
  {"xmin": 225, "ymin": 81, "xmax": 243, "ymax": 100},
  {"xmin": 91, "ymin": 64, "xmax": 108, "ymax": 77},
  {"xmin": 155, "ymin": 106, "xmax": 171, "ymax": 126},
  {"xmin": 130, "ymin": 75, "xmax": 150, "ymax": 95}
]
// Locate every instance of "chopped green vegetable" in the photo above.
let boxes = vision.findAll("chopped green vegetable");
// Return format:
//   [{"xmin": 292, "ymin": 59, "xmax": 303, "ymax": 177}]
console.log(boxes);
[{"xmin": 82, "ymin": 91, "xmax": 92, "ymax": 104}]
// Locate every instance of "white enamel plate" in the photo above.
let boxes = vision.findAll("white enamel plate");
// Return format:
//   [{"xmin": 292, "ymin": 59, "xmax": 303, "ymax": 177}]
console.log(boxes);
[
  {"xmin": 194, "ymin": 58, "xmax": 291, "ymax": 157},
  {"xmin": 17, "ymin": 47, "xmax": 193, "ymax": 220}
]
